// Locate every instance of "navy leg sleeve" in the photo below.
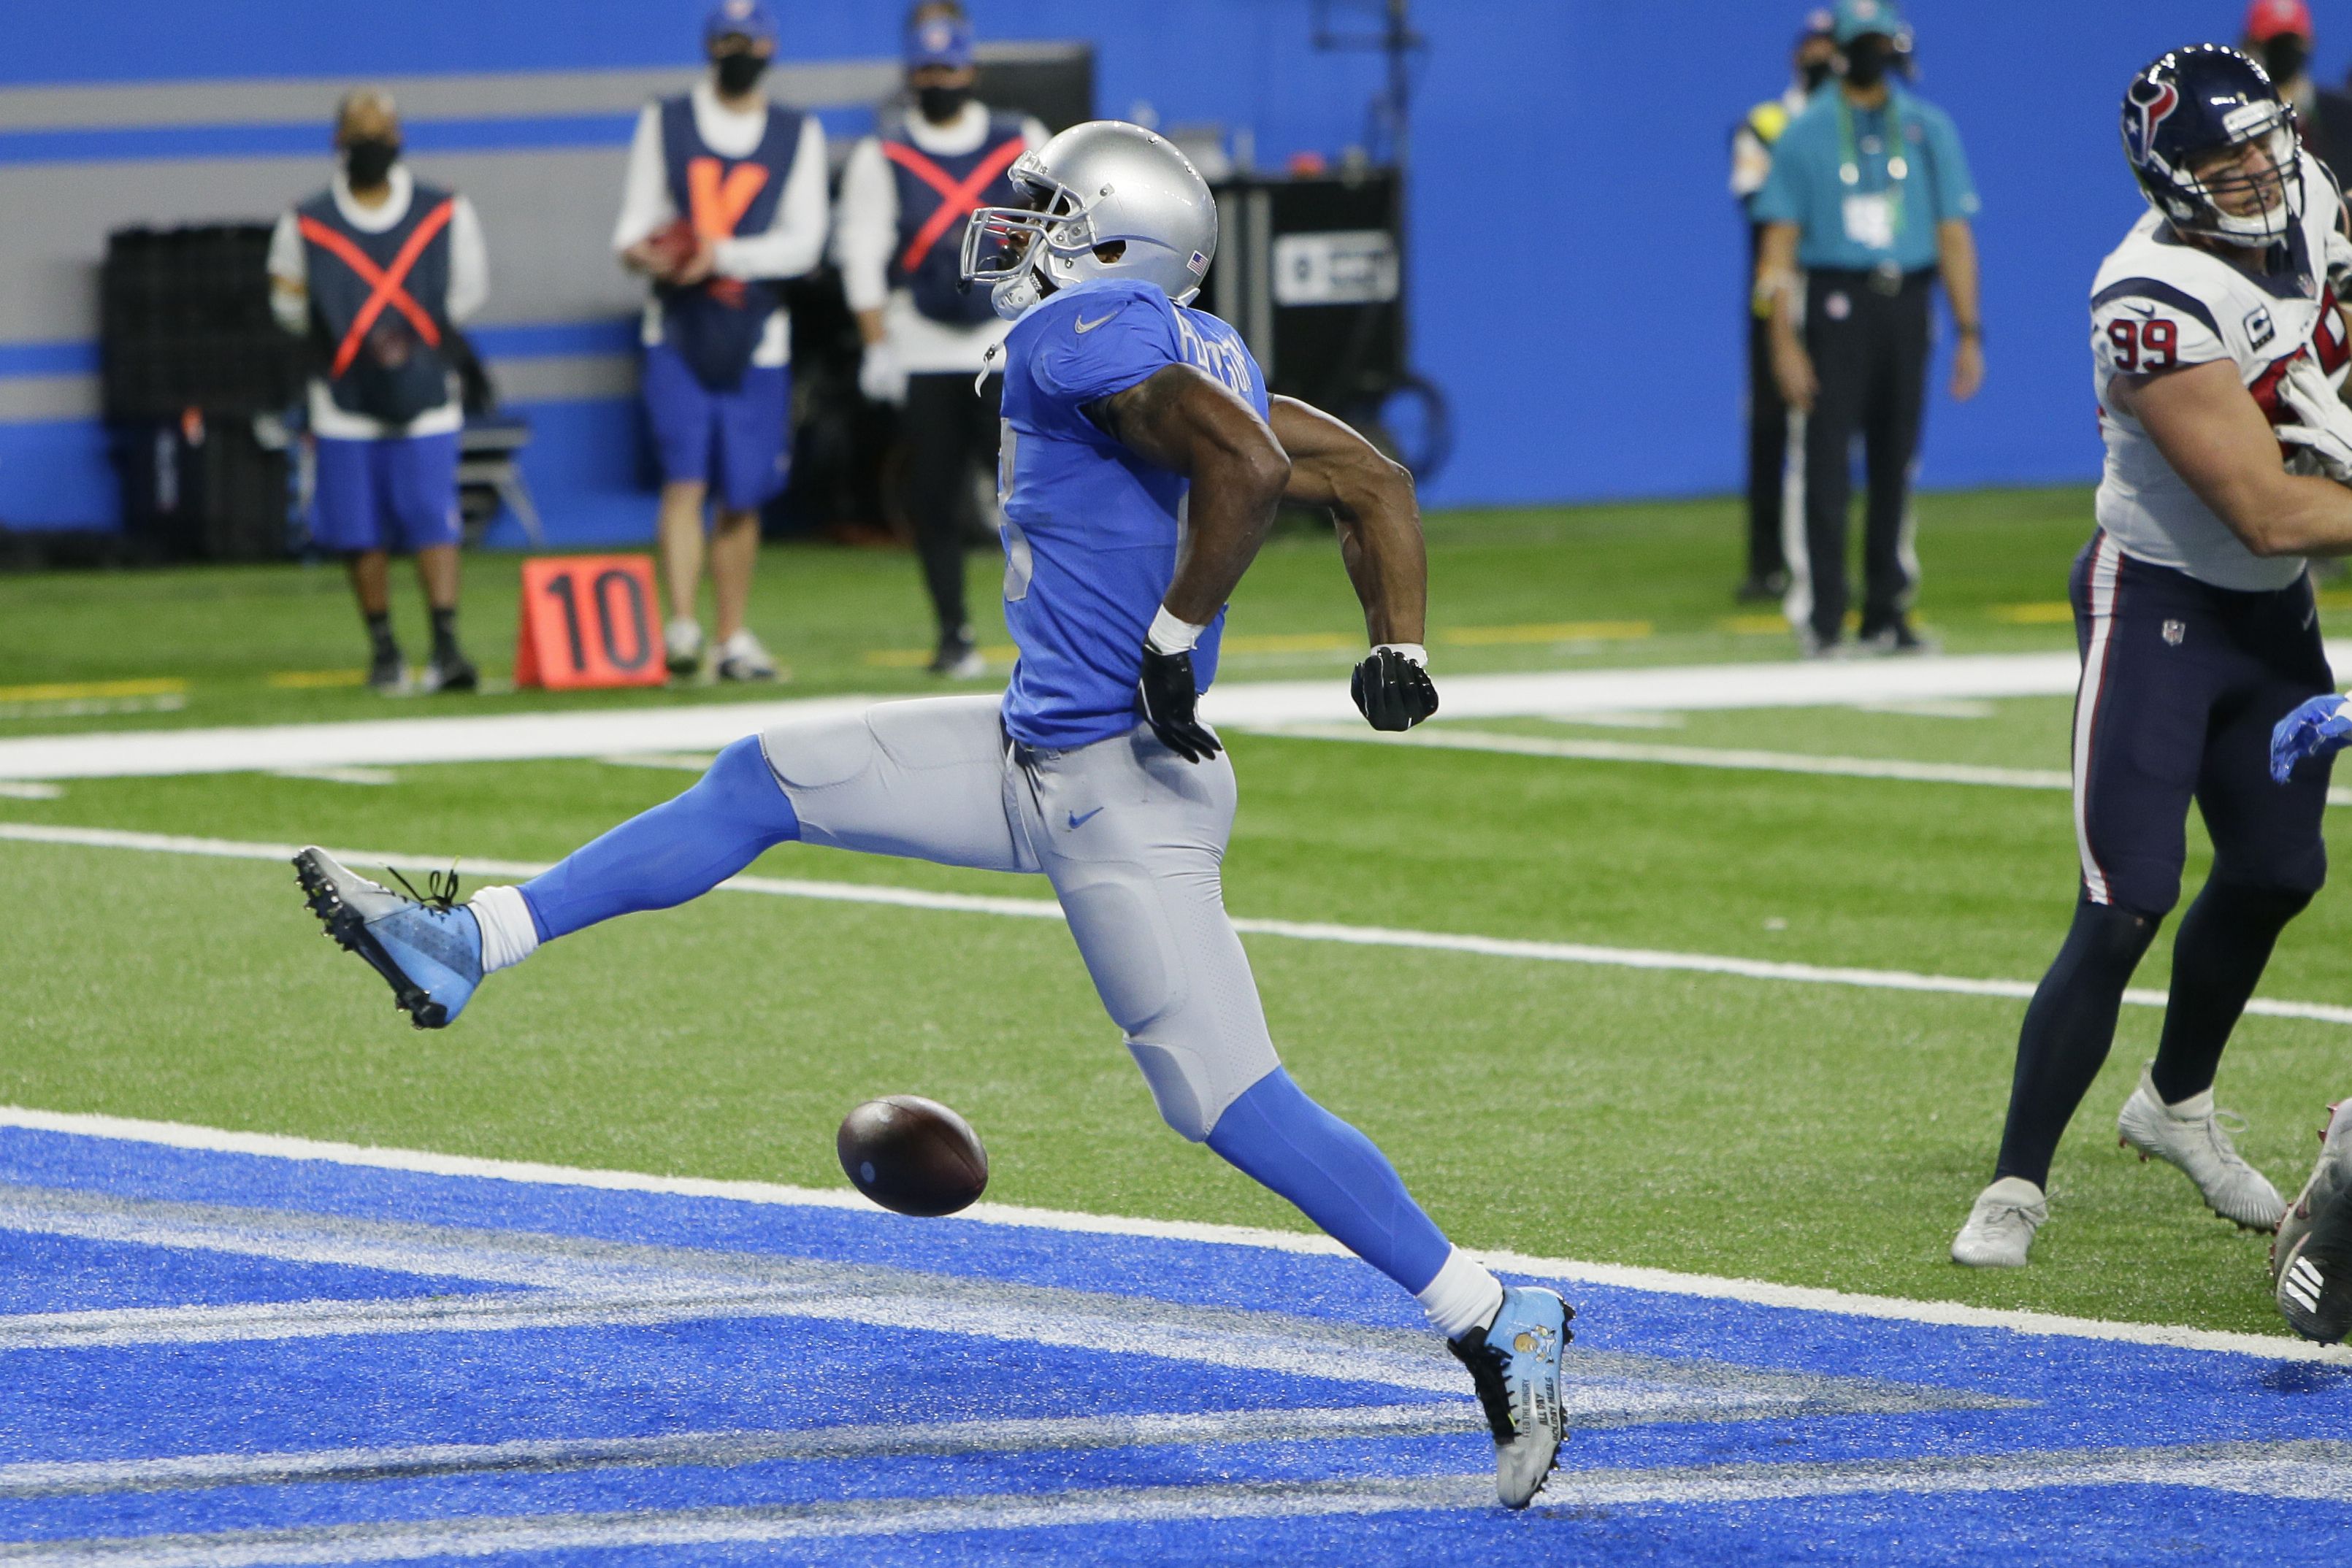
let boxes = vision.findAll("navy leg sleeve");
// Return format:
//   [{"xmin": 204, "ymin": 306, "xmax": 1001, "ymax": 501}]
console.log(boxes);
[
  {"xmin": 1206, "ymin": 1068, "xmax": 1454, "ymax": 1295},
  {"xmin": 521, "ymin": 736, "xmax": 800, "ymax": 941}
]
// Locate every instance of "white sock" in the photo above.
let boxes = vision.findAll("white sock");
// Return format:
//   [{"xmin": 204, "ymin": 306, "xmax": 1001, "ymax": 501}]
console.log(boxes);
[
  {"xmin": 468, "ymin": 884, "xmax": 540, "ymax": 973},
  {"xmin": 2164, "ymin": 1086, "xmax": 2216, "ymax": 1121},
  {"xmin": 1981, "ymin": 1175, "xmax": 2044, "ymax": 1204},
  {"xmin": 1417, "ymin": 1247, "xmax": 1506, "ymax": 1340}
]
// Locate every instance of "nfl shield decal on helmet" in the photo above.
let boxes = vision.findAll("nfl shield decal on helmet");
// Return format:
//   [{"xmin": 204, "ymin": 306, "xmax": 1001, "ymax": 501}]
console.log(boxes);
[{"xmin": 2163, "ymin": 619, "xmax": 2186, "ymax": 646}]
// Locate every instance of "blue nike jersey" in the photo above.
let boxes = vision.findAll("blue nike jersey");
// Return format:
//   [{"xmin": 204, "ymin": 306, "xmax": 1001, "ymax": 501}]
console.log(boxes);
[{"xmin": 995, "ymin": 277, "xmax": 1271, "ymax": 750}]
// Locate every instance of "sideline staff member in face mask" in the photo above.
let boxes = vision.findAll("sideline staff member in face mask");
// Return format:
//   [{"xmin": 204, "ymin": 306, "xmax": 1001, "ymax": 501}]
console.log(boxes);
[
  {"xmin": 613, "ymin": 0, "xmax": 829, "ymax": 683},
  {"xmin": 1752, "ymin": 0, "xmax": 1983, "ymax": 658},
  {"xmin": 269, "ymin": 91, "xmax": 489, "ymax": 695},
  {"xmin": 833, "ymin": 2, "xmax": 1046, "ymax": 677}
]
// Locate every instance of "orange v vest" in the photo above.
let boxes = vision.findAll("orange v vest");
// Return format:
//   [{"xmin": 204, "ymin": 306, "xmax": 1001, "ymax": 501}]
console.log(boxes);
[
  {"xmin": 296, "ymin": 183, "xmax": 457, "ymax": 426},
  {"xmin": 656, "ymin": 94, "xmax": 804, "ymax": 390},
  {"xmin": 881, "ymin": 112, "xmax": 1027, "ymax": 326}
]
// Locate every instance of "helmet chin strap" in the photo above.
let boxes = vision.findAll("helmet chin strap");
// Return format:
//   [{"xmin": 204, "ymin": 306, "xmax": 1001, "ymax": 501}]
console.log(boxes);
[{"xmin": 990, "ymin": 272, "xmax": 1043, "ymax": 322}]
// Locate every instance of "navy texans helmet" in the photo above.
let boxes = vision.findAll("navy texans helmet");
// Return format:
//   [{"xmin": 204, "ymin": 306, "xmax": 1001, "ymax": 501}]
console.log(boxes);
[{"xmin": 2121, "ymin": 44, "xmax": 2303, "ymax": 248}]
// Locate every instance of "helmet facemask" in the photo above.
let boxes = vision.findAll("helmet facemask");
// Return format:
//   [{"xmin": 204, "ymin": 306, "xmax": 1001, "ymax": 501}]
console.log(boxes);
[
  {"xmin": 959, "ymin": 150, "xmax": 1211, "ymax": 321},
  {"xmin": 2169, "ymin": 107, "xmax": 2304, "ymax": 249}
]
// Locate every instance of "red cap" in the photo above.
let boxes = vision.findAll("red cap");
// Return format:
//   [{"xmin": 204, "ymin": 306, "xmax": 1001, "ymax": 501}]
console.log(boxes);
[{"xmin": 2245, "ymin": 0, "xmax": 2313, "ymax": 42}]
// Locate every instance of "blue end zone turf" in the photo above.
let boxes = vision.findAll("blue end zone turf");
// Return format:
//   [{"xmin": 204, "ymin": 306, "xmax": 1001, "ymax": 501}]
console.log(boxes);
[{"xmin": 0, "ymin": 1121, "xmax": 2347, "ymax": 1565}]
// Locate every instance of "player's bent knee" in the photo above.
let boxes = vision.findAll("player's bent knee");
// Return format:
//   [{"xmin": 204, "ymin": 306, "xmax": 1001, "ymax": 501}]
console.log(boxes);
[
  {"xmin": 1127, "ymin": 1037, "xmax": 1276, "ymax": 1142},
  {"xmin": 698, "ymin": 735, "xmax": 800, "ymax": 840}
]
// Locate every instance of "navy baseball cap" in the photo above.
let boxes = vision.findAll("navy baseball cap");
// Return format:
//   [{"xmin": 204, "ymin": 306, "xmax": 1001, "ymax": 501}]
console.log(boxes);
[
  {"xmin": 705, "ymin": 0, "xmax": 778, "ymax": 47},
  {"xmin": 905, "ymin": 10, "xmax": 974, "ymax": 71}
]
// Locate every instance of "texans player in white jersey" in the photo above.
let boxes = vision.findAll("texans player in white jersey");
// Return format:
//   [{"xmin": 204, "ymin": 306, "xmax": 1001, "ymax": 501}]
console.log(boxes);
[
  {"xmin": 288, "ymin": 122, "xmax": 1574, "ymax": 1507},
  {"xmin": 1955, "ymin": 46, "xmax": 2352, "ymax": 1269}
]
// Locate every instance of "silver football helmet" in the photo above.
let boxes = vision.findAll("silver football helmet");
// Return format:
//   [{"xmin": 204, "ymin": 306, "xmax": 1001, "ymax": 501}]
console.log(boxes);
[{"xmin": 959, "ymin": 120, "xmax": 1218, "ymax": 320}]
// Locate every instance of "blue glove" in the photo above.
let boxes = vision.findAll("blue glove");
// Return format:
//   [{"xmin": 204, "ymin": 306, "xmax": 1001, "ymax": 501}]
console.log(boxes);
[{"xmin": 2270, "ymin": 694, "xmax": 2352, "ymax": 783}]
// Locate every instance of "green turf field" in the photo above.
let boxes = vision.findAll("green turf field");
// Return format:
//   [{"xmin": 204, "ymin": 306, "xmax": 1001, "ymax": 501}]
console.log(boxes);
[
  {"xmin": 3, "ymin": 485, "xmax": 2347, "ymax": 1340},
  {"xmin": 0, "ymin": 484, "xmax": 2126, "ymax": 737}
]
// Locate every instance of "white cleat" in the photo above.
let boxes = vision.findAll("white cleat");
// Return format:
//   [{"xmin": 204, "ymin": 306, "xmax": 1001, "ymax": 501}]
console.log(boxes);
[
  {"xmin": 2115, "ymin": 1064, "xmax": 2286, "ymax": 1231},
  {"xmin": 1952, "ymin": 1177, "xmax": 2048, "ymax": 1267},
  {"xmin": 716, "ymin": 628, "xmax": 783, "ymax": 683}
]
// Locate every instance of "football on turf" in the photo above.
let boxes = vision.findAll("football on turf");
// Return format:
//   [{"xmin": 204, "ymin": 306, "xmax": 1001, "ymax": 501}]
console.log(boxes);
[{"xmin": 837, "ymin": 1095, "xmax": 989, "ymax": 1216}]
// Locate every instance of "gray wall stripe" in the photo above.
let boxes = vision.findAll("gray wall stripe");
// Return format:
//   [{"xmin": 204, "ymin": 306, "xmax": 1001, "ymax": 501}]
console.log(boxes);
[{"xmin": 0, "ymin": 45, "xmax": 1069, "ymax": 131}]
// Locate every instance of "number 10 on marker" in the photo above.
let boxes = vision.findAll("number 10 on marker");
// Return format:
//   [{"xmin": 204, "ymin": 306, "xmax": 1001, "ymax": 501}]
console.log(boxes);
[{"xmin": 513, "ymin": 555, "xmax": 668, "ymax": 691}]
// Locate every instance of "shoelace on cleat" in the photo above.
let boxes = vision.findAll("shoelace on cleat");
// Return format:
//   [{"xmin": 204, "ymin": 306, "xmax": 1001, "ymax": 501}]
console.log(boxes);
[
  {"xmin": 1447, "ymin": 1329, "xmax": 1519, "ymax": 1443},
  {"xmin": 385, "ymin": 864, "xmax": 462, "ymax": 912},
  {"xmin": 2202, "ymin": 1109, "xmax": 2257, "ymax": 1169}
]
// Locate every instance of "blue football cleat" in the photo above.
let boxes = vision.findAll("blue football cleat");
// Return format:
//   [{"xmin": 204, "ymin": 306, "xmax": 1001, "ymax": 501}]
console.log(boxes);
[
  {"xmin": 2270, "ymin": 694, "xmax": 2352, "ymax": 783},
  {"xmin": 294, "ymin": 847, "xmax": 480, "ymax": 1029},
  {"xmin": 1448, "ymin": 1284, "xmax": 1574, "ymax": 1507}
]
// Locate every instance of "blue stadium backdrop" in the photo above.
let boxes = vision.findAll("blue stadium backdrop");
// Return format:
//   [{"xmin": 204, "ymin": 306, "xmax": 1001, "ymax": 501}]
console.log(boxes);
[{"xmin": 1, "ymin": 0, "xmax": 2342, "ymax": 535}]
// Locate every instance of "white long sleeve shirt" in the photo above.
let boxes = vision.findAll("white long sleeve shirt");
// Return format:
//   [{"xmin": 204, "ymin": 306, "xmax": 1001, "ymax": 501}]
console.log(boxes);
[
  {"xmin": 267, "ymin": 164, "xmax": 489, "ymax": 440},
  {"xmin": 611, "ymin": 80, "xmax": 830, "ymax": 369},
  {"xmin": 832, "ymin": 101, "xmax": 1046, "ymax": 374}
]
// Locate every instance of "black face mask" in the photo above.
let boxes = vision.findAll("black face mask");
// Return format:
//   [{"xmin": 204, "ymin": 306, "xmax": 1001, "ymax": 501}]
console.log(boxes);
[
  {"xmin": 916, "ymin": 83, "xmax": 972, "ymax": 123},
  {"xmin": 1800, "ymin": 59, "xmax": 1834, "ymax": 94},
  {"xmin": 343, "ymin": 136, "xmax": 400, "ymax": 189},
  {"xmin": 713, "ymin": 51, "xmax": 768, "ymax": 96},
  {"xmin": 1842, "ymin": 37, "xmax": 1891, "ymax": 89},
  {"xmin": 2264, "ymin": 34, "xmax": 2311, "ymax": 86}
]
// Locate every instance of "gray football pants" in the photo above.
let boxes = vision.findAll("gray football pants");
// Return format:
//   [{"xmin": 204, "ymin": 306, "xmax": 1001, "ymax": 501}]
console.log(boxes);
[{"xmin": 756, "ymin": 694, "xmax": 1282, "ymax": 1140}]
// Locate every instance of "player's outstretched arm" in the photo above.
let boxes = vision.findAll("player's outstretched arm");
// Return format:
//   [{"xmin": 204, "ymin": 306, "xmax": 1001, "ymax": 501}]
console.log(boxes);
[
  {"xmin": 2121, "ymin": 360, "xmax": 2352, "ymax": 557},
  {"xmin": 1089, "ymin": 364, "xmax": 1292, "ymax": 761},
  {"xmin": 1268, "ymin": 396, "xmax": 1439, "ymax": 731}
]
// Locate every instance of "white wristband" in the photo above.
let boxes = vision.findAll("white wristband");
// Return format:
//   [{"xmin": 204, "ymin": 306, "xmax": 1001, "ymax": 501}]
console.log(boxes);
[
  {"xmin": 1147, "ymin": 604, "xmax": 1206, "ymax": 654},
  {"xmin": 1374, "ymin": 642, "xmax": 1428, "ymax": 668}
]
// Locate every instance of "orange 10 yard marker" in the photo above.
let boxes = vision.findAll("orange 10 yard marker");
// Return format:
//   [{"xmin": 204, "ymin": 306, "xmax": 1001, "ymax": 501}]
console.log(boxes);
[{"xmin": 513, "ymin": 556, "xmax": 668, "ymax": 691}]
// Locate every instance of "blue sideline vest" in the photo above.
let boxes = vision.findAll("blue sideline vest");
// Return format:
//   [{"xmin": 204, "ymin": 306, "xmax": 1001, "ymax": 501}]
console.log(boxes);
[
  {"xmin": 656, "ymin": 95, "xmax": 804, "ymax": 391},
  {"xmin": 296, "ymin": 182, "xmax": 457, "ymax": 425},
  {"xmin": 882, "ymin": 112, "xmax": 1027, "ymax": 326}
]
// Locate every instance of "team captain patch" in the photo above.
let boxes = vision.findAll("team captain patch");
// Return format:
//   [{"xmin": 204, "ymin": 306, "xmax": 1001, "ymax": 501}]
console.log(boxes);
[{"xmin": 2245, "ymin": 304, "xmax": 2275, "ymax": 350}]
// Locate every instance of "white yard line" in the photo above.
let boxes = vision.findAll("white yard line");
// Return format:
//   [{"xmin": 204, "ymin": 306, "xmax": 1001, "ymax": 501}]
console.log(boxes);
[
  {"xmin": 7, "ymin": 820, "xmax": 2350, "ymax": 1029},
  {"xmin": 1, "ymin": 1104, "xmax": 2342, "ymax": 1364},
  {"xmin": 1260, "ymin": 723, "xmax": 2352, "ymax": 807},
  {"xmin": 0, "ymin": 654, "xmax": 2098, "ymax": 781}
]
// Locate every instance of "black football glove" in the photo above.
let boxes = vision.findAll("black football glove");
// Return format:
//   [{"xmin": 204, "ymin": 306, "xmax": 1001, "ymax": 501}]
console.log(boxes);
[
  {"xmin": 1352, "ymin": 645, "xmax": 1440, "ymax": 731},
  {"xmin": 1138, "ymin": 643, "xmax": 1222, "ymax": 762}
]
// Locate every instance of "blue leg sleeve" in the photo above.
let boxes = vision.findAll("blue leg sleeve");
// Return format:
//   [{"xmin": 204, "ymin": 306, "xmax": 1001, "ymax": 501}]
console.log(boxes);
[
  {"xmin": 520, "ymin": 736, "xmax": 800, "ymax": 941},
  {"xmin": 1205, "ymin": 1068, "xmax": 1454, "ymax": 1295}
]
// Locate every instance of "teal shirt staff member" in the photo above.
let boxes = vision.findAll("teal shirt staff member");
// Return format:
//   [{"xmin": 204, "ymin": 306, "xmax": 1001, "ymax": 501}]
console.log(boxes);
[
  {"xmin": 1750, "ymin": 74, "xmax": 1977, "ymax": 273},
  {"xmin": 1750, "ymin": 0, "xmax": 1985, "ymax": 658},
  {"xmin": 1753, "ymin": 0, "xmax": 1985, "ymax": 414}
]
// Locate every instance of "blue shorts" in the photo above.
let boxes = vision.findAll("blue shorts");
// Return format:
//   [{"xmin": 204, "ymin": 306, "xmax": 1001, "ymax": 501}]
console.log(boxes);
[
  {"xmin": 2069, "ymin": 531, "xmax": 2334, "ymax": 916},
  {"xmin": 642, "ymin": 339, "xmax": 791, "ymax": 513},
  {"xmin": 310, "ymin": 431, "xmax": 462, "ymax": 554}
]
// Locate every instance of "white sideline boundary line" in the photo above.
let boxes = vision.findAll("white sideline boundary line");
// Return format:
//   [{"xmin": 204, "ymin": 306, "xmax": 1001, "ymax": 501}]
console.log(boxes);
[
  {"xmin": 0, "ymin": 1103, "xmax": 2341, "ymax": 1364},
  {"xmin": 7, "ymin": 819, "xmax": 2352, "ymax": 1027},
  {"xmin": 0, "ymin": 653, "xmax": 2096, "ymax": 781},
  {"xmin": 1261, "ymin": 723, "xmax": 2352, "ymax": 808}
]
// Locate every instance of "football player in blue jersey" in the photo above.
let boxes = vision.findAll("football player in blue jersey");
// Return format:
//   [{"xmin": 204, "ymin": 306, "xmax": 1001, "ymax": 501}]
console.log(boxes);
[{"xmin": 292, "ymin": 120, "xmax": 1573, "ymax": 1507}]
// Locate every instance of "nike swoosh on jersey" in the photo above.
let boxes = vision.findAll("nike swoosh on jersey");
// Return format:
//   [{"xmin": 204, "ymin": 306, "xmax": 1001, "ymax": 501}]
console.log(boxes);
[
  {"xmin": 1068, "ymin": 806, "xmax": 1106, "ymax": 828},
  {"xmin": 1074, "ymin": 311, "xmax": 1119, "ymax": 333}
]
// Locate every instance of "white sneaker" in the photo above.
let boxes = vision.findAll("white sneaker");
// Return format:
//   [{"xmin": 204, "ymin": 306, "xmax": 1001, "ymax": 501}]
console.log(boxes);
[
  {"xmin": 1952, "ymin": 1177, "xmax": 2048, "ymax": 1267},
  {"xmin": 715, "ymin": 628, "xmax": 782, "ymax": 683},
  {"xmin": 2115, "ymin": 1064, "xmax": 2286, "ymax": 1231},
  {"xmin": 664, "ymin": 618, "xmax": 705, "ymax": 677}
]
